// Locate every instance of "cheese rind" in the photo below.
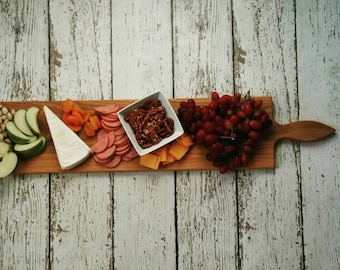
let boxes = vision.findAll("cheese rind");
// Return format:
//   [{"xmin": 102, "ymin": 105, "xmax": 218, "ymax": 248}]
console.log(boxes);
[{"xmin": 43, "ymin": 106, "xmax": 92, "ymax": 170}]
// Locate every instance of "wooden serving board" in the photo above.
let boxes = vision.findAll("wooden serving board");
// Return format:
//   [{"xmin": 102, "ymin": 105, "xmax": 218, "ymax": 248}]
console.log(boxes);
[{"xmin": 2, "ymin": 97, "xmax": 335, "ymax": 174}]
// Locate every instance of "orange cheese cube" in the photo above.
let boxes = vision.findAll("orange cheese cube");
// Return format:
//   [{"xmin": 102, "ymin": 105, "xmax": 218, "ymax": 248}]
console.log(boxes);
[
  {"xmin": 139, "ymin": 153, "xmax": 161, "ymax": 170},
  {"xmin": 162, "ymin": 150, "xmax": 176, "ymax": 165},
  {"xmin": 176, "ymin": 134, "xmax": 194, "ymax": 147},
  {"xmin": 153, "ymin": 146, "xmax": 168, "ymax": 162},
  {"xmin": 169, "ymin": 141, "xmax": 189, "ymax": 160}
]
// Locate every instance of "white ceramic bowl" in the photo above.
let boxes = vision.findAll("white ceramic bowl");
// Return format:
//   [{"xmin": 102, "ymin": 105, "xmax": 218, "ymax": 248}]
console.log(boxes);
[{"xmin": 118, "ymin": 91, "xmax": 184, "ymax": 156}]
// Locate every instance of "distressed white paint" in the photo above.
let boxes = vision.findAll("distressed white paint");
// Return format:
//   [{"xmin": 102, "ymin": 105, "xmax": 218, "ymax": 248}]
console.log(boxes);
[
  {"xmin": 49, "ymin": 0, "xmax": 113, "ymax": 269},
  {"xmin": 0, "ymin": 0, "xmax": 339, "ymax": 269},
  {"xmin": 297, "ymin": 0, "xmax": 340, "ymax": 269},
  {"xmin": 0, "ymin": 0, "xmax": 49, "ymax": 269},
  {"xmin": 233, "ymin": 0, "xmax": 303, "ymax": 268},
  {"xmin": 173, "ymin": 1, "xmax": 237, "ymax": 269},
  {"xmin": 111, "ymin": 1, "xmax": 177, "ymax": 269}
]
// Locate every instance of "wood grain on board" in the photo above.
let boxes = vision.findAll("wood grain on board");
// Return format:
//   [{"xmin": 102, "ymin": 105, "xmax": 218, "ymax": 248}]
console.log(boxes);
[{"xmin": 3, "ymin": 97, "xmax": 335, "ymax": 174}]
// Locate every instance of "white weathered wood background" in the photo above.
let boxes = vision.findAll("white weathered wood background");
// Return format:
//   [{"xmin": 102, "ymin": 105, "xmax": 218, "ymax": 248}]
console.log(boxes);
[{"xmin": 0, "ymin": 0, "xmax": 339, "ymax": 269}]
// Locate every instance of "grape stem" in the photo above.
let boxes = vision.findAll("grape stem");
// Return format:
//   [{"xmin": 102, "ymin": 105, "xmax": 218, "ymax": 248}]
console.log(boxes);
[{"xmin": 219, "ymin": 136, "xmax": 235, "ymax": 140}]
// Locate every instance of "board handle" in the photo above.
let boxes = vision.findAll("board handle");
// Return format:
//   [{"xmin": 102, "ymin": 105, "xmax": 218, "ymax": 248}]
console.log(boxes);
[{"xmin": 274, "ymin": 120, "xmax": 336, "ymax": 142}]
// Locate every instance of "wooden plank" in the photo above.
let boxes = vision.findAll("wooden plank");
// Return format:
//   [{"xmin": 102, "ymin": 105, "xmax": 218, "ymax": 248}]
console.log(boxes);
[
  {"xmin": 111, "ymin": 1, "xmax": 176, "ymax": 269},
  {"xmin": 0, "ymin": 97, "xmax": 290, "ymax": 173},
  {"xmin": 5, "ymin": 98, "xmax": 333, "ymax": 174},
  {"xmin": 3, "ymin": 96, "xmax": 282, "ymax": 175},
  {"xmin": 172, "ymin": 0, "xmax": 238, "ymax": 269},
  {"xmin": 0, "ymin": 0, "xmax": 49, "ymax": 269},
  {"xmin": 297, "ymin": 0, "xmax": 340, "ymax": 269},
  {"xmin": 48, "ymin": 1, "xmax": 113, "ymax": 269},
  {"xmin": 233, "ymin": 0, "xmax": 304, "ymax": 269}
]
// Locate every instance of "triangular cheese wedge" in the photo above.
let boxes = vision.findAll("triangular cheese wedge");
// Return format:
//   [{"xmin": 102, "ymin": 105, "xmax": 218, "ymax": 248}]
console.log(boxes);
[{"xmin": 43, "ymin": 106, "xmax": 92, "ymax": 170}]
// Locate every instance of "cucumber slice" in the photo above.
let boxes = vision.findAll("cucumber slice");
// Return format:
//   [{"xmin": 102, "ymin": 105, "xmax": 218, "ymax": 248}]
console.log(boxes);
[
  {"xmin": 26, "ymin": 106, "xmax": 41, "ymax": 136},
  {"xmin": 14, "ymin": 109, "xmax": 34, "ymax": 136},
  {"xmin": 14, "ymin": 137, "xmax": 44, "ymax": 157},
  {"xmin": 0, "ymin": 152, "xmax": 18, "ymax": 178},
  {"xmin": 6, "ymin": 121, "xmax": 36, "ymax": 144}
]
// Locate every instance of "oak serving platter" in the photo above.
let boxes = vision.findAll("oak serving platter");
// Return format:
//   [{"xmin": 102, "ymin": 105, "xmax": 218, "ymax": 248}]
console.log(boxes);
[{"xmin": 2, "ymin": 97, "xmax": 335, "ymax": 174}]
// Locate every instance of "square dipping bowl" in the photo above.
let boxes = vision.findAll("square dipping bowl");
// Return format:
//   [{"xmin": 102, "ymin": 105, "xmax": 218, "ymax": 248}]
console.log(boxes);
[{"xmin": 117, "ymin": 91, "xmax": 184, "ymax": 156}]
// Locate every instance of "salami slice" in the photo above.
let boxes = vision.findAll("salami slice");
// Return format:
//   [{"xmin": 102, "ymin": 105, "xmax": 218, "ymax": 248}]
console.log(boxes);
[
  {"xmin": 103, "ymin": 154, "xmax": 122, "ymax": 168},
  {"xmin": 94, "ymin": 105, "xmax": 120, "ymax": 115},
  {"xmin": 113, "ymin": 126, "xmax": 126, "ymax": 136},
  {"xmin": 100, "ymin": 113, "xmax": 119, "ymax": 122},
  {"xmin": 106, "ymin": 131, "xmax": 116, "ymax": 148},
  {"xmin": 101, "ymin": 119, "xmax": 122, "ymax": 129},
  {"xmin": 124, "ymin": 146, "xmax": 139, "ymax": 159},
  {"xmin": 116, "ymin": 144, "xmax": 132, "ymax": 156},
  {"xmin": 95, "ymin": 145, "xmax": 116, "ymax": 160},
  {"xmin": 93, "ymin": 153, "xmax": 114, "ymax": 164},
  {"xmin": 115, "ymin": 134, "xmax": 130, "ymax": 147},
  {"xmin": 91, "ymin": 135, "xmax": 109, "ymax": 153},
  {"xmin": 97, "ymin": 128, "xmax": 110, "ymax": 140}
]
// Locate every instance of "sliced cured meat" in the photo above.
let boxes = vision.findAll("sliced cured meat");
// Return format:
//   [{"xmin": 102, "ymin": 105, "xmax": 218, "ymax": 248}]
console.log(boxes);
[
  {"xmin": 113, "ymin": 126, "xmax": 126, "ymax": 136},
  {"xmin": 101, "ymin": 120, "xmax": 122, "ymax": 131},
  {"xmin": 97, "ymin": 128, "xmax": 110, "ymax": 140},
  {"xmin": 115, "ymin": 134, "xmax": 130, "ymax": 147},
  {"xmin": 124, "ymin": 146, "xmax": 139, "ymax": 159},
  {"xmin": 91, "ymin": 135, "xmax": 109, "ymax": 153},
  {"xmin": 116, "ymin": 144, "xmax": 132, "ymax": 156},
  {"xmin": 95, "ymin": 145, "xmax": 116, "ymax": 160},
  {"xmin": 114, "ymin": 132, "xmax": 125, "ymax": 142},
  {"xmin": 93, "ymin": 153, "xmax": 114, "ymax": 164},
  {"xmin": 103, "ymin": 154, "xmax": 122, "ymax": 168},
  {"xmin": 94, "ymin": 104, "xmax": 120, "ymax": 115},
  {"xmin": 106, "ymin": 131, "xmax": 116, "ymax": 148},
  {"xmin": 100, "ymin": 113, "xmax": 119, "ymax": 122}
]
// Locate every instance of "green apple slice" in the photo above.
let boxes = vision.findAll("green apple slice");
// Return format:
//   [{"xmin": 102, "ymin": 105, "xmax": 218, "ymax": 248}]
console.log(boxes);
[
  {"xmin": 0, "ymin": 142, "xmax": 10, "ymax": 158},
  {"xmin": 14, "ymin": 136, "xmax": 44, "ymax": 158},
  {"xmin": 14, "ymin": 109, "xmax": 34, "ymax": 136},
  {"xmin": 6, "ymin": 121, "xmax": 36, "ymax": 144},
  {"xmin": 16, "ymin": 136, "xmax": 47, "ymax": 159},
  {"xmin": 26, "ymin": 106, "xmax": 41, "ymax": 136},
  {"xmin": 0, "ymin": 152, "xmax": 18, "ymax": 178}
]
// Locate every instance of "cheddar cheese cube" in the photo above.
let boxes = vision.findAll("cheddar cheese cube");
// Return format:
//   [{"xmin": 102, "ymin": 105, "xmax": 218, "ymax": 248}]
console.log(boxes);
[
  {"xmin": 169, "ymin": 141, "xmax": 189, "ymax": 160},
  {"xmin": 153, "ymin": 146, "xmax": 168, "ymax": 162},
  {"xmin": 139, "ymin": 153, "xmax": 161, "ymax": 170},
  {"xmin": 176, "ymin": 134, "xmax": 194, "ymax": 147}
]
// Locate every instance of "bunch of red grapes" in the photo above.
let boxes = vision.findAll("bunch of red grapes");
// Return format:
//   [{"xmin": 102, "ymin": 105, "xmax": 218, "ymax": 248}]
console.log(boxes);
[{"xmin": 178, "ymin": 91, "xmax": 273, "ymax": 174}]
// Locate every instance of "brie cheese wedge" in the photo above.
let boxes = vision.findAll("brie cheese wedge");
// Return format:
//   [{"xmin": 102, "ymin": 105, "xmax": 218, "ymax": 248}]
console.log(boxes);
[{"xmin": 43, "ymin": 106, "xmax": 92, "ymax": 170}]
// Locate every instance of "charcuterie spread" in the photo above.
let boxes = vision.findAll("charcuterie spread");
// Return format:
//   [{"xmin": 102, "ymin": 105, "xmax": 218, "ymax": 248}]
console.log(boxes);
[{"xmin": 0, "ymin": 92, "xmax": 335, "ymax": 177}]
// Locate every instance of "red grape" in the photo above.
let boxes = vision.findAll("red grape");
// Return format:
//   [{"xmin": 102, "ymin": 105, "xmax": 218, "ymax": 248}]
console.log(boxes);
[
  {"xmin": 254, "ymin": 99, "xmax": 263, "ymax": 109},
  {"xmin": 211, "ymin": 91, "xmax": 219, "ymax": 101},
  {"xmin": 243, "ymin": 103, "xmax": 253, "ymax": 116},
  {"xmin": 249, "ymin": 120, "xmax": 262, "ymax": 130},
  {"xmin": 178, "ymin": 91, "xmax": 272, "ymax": 174},
  {"xmin": 203, "ymin": 121, "xmax": 215, "ymax": 133}
]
